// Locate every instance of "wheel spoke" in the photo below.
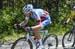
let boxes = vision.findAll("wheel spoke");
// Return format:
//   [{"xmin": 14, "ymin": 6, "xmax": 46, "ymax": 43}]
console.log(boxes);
[
  {"xmin": 43, "ymin": 34, "xmax": 58, "ymax": 49},
  {"xmin": 62, "ymin": 32, "xmax": 74, "ymax": 47},
  {"xmin": 11, "ymin": 37, "xmax": 33, "ymax": 49}
]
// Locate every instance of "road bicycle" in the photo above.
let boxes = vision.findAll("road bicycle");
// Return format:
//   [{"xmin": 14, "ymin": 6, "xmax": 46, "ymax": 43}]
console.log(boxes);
[
  {"xmin": 62, "ymin": 22, "xmax": 75, "ymax": 48},
  {"xmin": 11, "ymin": 26, "xmax": 58, "ymax": 49}
]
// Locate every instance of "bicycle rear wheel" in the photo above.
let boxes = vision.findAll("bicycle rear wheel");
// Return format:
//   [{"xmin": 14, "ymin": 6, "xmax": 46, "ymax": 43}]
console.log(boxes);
[
  {"xmin": 11, "ymin": 37, "xmax": 33, "ymax": 49},
  {"xmin": 43, "ymin": 34, "xmax": 58, "ymax": 49},
  {"xmin": 62, "ymin": 30, "xmax": 75, "ymax": 48}
]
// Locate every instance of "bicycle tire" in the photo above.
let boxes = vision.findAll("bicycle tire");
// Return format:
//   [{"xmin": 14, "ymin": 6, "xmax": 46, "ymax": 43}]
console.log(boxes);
[
  {"xmin": 11, "ymin": 37, "xmax": 33, "ymax": 49},
  {"xmin": 43, "ymin": 34, "xmax": 58, "ymax": 48},
  {"xmin": 62, "ymin": 30, "xmax": 75, "ymax": 47}
]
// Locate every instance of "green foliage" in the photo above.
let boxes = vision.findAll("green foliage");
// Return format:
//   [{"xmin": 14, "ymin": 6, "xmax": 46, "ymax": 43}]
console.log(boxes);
[
  {"xmin": 0, "ymin": 0, "xmax": 75, "ymax": 41},
  {"xmin": 0, "ymin": 8, "xmax": 23, "ymax": 40}
]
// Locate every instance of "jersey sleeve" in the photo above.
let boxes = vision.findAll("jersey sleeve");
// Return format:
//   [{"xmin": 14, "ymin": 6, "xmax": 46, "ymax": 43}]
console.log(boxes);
[
  {"xmin": 33, "ymin": 12, "xmax": 41, "ymax": 24},
  {"xmin": 34, "ymin": 12, "xmax": 41, "ymax": 20},
  {"xmin": 19, "ymin": 16, "xmax": 29, "ymax": 26}
]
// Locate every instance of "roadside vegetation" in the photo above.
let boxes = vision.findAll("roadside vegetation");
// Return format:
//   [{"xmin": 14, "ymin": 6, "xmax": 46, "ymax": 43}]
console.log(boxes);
[{"xmin": 0, "ymin": 0, "xmax": 75, "ymax": 41}]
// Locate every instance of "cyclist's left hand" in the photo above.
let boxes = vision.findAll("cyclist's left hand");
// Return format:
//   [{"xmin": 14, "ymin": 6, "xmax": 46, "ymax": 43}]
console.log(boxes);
[
  {"xmin": 25, "ymin": 27, "xmax": 32, "ymax": 31},
  {"xmin": 63, "ymin": 22, "xmax": 68, "ymax": 27}
]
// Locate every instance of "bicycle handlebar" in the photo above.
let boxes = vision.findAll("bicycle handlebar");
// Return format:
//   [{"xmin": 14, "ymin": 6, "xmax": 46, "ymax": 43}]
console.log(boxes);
[
  {"xmin": 14, "ymin": 24, "xmax": 49, "ymax": 34},
  {"xmin": 14, "ymin": 24, "xmax": 32, "ymax": 32}
]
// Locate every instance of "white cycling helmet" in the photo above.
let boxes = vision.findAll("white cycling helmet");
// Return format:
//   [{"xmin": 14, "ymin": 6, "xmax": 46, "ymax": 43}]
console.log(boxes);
[{"xmin": 22, "ymin": 4, "xmax": 33, "ymax": 13}]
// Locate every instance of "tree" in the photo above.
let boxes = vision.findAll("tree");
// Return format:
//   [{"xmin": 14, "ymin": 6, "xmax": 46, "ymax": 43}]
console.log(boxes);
[{"xmin": 0, "ymin": 0, "xmax": 3, "ymax": 9}]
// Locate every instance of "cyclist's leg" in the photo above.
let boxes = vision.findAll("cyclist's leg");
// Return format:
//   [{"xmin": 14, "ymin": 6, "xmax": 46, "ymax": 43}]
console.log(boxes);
[
  {"xmin": 31, "ymin": 24, "xmax": 43, "ymax": 48},
  {"xmin": 39, "ymin": 16, "xmax": 51, "ymax": 48},
  {"xmin": 31, "ymin": 15, "xmax": 51, "ymax": 49},
  {"xmin": 31, "ymin": 25, "xmax": 42, "ymax": 40},
  {"xmin": 31, "ymin": 16, "xmax": 51, "ymax": 40}
]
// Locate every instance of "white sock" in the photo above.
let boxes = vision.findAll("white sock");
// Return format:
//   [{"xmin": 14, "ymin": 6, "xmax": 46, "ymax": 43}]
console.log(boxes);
[{"xmin": 39, "ymin": 39, "xmax": 43, "ymax": 46}]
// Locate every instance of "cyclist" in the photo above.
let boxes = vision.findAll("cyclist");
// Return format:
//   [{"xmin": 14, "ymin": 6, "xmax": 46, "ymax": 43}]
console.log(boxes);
[
  {"xmin": 15, "ymin": 4, "xmax": 51, "ymax": 49},
  {"xmin": 64, "ymin": 4, "xmax": 75, "ymax": 24}
]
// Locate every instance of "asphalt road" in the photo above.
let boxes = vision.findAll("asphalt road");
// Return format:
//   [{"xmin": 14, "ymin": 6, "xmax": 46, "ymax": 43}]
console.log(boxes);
[{"xmin": 0, "ymin": 36, "xmax": 75, "ymax": 49}]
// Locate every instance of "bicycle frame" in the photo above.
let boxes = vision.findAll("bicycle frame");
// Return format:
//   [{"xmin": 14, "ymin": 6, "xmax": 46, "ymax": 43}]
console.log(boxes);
[
  {"xmin": 25, "ymin": 30, "xmax": 48, "ymax": 48},
  {"xmin": 67, "ymin": 22, "xmax": 75, "ymax": 44},
  {"xmin": 67, "ymin": 29, "xmax": 74, "ymax": 41},
  {"xmin": 72, "ymin": 28, "xmax": 75, "ymax": 45},
  {"xmin": 11, "ymin": 28, "xmax": 58, "ymax": 49},
  {"xmin": 26, "ymin": 30, "xmax": 48, "ymax": 41},
  {"xmin": 62, "ymin": 22, "xmax": 75, "ymax": 47}
]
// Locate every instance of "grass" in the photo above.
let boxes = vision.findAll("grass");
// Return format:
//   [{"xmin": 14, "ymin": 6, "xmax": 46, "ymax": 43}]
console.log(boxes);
[
  {"xmin": 0, "ymin": 32, "xmax": 25, "ymax": 42},
  {"xmin": 47, "ymin": 23, "xmax": 72, "ymax": 35}
]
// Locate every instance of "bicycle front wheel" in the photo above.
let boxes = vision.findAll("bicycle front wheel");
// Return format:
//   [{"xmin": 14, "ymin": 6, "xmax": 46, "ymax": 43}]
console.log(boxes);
[
  {"xmin": 11, "ymin": 37, "xmax": 33, "ymax": 49},
  {"xmin": 62, "ymin": 30, "xmax": 75, "ymax": 47},
  {"xmin": 43, "ymin": 34, "xmax": 58, "ymax": 49}
]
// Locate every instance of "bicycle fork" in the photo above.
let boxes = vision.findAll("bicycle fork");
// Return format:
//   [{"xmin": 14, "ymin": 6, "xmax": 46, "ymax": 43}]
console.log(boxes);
[{"xmin": 67, "ymin": 31, "xmax": 74, "ymax": 41}]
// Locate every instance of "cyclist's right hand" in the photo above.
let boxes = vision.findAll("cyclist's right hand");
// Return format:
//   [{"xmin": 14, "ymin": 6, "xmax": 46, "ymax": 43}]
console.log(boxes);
[
  {"xmin": 14, "ymin": 24, "xmax": 21, "ymax": 29},
  {"xmin": 63, "ymin": 22, "xmax": 68, "ymax": 27}
]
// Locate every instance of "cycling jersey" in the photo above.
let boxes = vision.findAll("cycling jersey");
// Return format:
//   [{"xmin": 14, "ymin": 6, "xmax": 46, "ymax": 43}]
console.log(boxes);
[{"xmin": 30, "ymin": 9, "xmax": 52, "ymax": 28}]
